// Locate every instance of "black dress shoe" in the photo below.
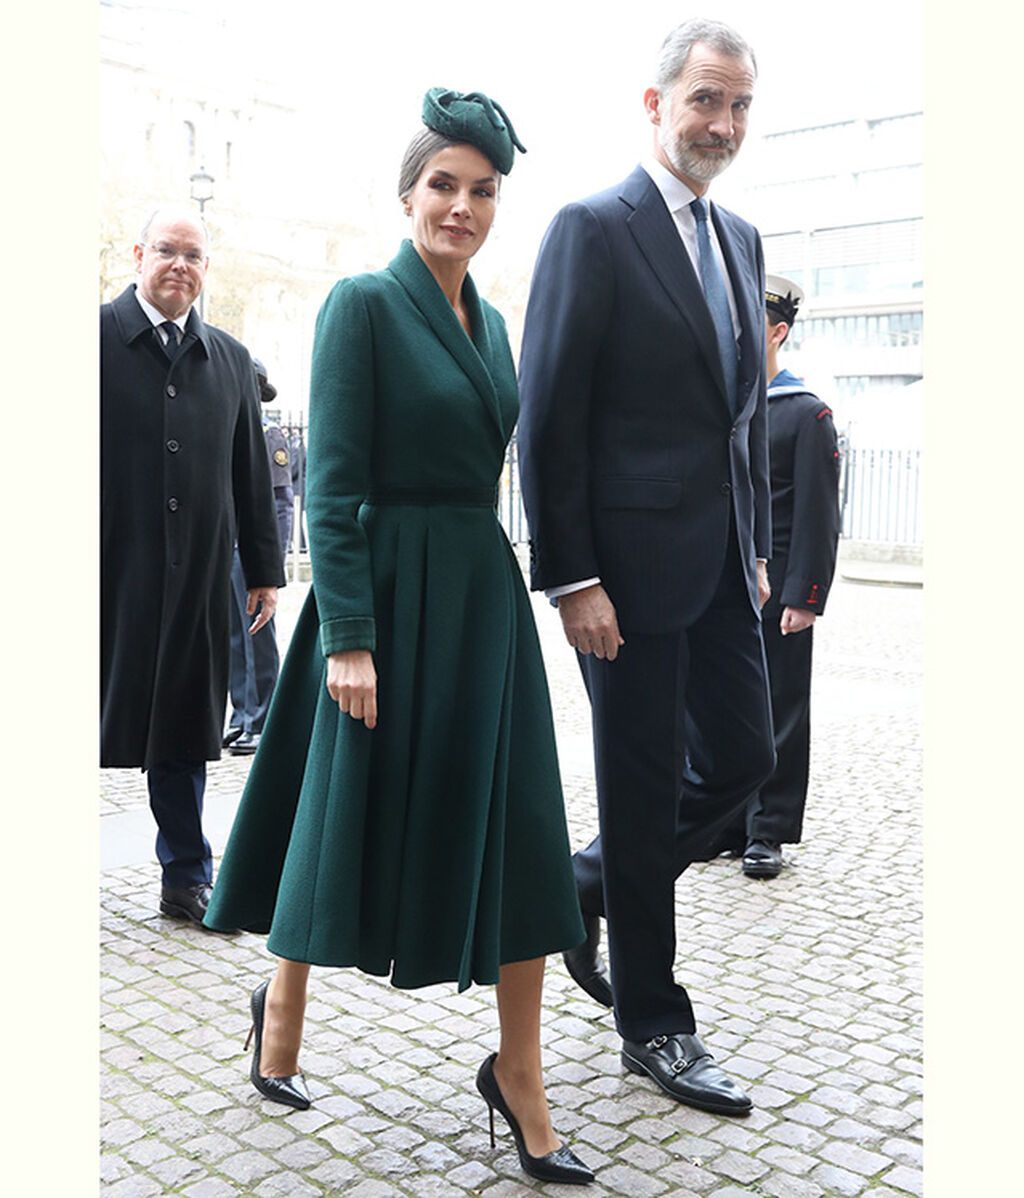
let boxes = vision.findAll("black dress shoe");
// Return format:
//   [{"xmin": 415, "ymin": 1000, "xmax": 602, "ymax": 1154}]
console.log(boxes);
[
  {"xmin": 245, "ymin": 980, "xmax": 312, "ymax": 1110},
  {"xmin": 230, "ymin": 731, "xmax": 261, "ymax": 756},
  {"xmin": 475, "ymin": 1053, "xmax": 594, "ymax": 1184},
  {"xmin": 562, "ymin": 912, "xmax": 613, "ymax": 1008},
  {"xmin": 160, "ymin": 883, "xmax": 213, "ymax": 925},
  {"xmin": 222, "ymin": 725, "xmax": 245, "ymax": 748},
  {"xmin": 742, "ymin": 839, "xmax": 783, "ymax": 879},
  {"xmin": 621, "ymin": 1033, "xmax": 752, "ymax": 1116}
]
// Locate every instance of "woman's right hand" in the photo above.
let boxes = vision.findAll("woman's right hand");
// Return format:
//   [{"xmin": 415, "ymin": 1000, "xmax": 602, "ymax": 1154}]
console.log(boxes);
[{"xmin": 326, "ymin": 650, "xmax": 377, "ymax": 729}]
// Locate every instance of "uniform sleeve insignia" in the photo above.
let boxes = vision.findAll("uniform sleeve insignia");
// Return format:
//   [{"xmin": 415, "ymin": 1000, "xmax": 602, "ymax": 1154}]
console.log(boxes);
[{"xmin": 273, "ymin": 448, "xmax": 289, "ymax": 466}]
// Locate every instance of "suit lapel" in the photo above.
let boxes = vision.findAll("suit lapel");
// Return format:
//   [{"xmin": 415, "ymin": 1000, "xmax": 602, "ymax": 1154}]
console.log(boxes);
[
  {"xmin": 388, "ymin": 240, "xmax": 504, "ymax": 439},
  {"xmin": 711, "ymin": 204, "xmax": 759, "ymax": 415},
  {"xmin": 621, "ymin": 168, "xmax": 730, "ymax": 408}
]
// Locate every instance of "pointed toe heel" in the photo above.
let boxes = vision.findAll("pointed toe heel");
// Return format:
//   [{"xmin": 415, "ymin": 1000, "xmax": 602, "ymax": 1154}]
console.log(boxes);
[
  {"xmin": 475, "ymin": 1053, "xmax": 594, "ymax": 1185},
  {"xmin": 246, "ymin": 980, "xmax": 312, "ymax": 1111}
]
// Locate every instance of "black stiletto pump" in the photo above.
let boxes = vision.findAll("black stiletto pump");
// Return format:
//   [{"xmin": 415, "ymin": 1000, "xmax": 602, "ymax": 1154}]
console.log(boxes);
[
  {"xmin": 244, "ymin": 980, "xmax": 312, "ymax": 1110},
  {"xmin": 475, "ymin": 1052, "xmax": 594, "ymax": 1185}
]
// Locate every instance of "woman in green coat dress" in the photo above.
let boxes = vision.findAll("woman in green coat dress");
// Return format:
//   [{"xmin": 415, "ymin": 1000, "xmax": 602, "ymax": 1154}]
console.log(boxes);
[{"xmin": 204, "ymin": 90, "xmax": 593, "ymax": 1185}]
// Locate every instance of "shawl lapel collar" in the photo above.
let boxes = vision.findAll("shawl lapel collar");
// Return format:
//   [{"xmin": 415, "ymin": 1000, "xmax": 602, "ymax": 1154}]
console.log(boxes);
[
  {"xmin": 620, "ymin": 167, "xmax": 730, "ymax": 409},
  {"xmin": 711, "ymin": 203, "xmax": 759, "ymax": 415},
  {"xmin": 388, "ymin": 240, "xmax": 504, "ymax": 439}
]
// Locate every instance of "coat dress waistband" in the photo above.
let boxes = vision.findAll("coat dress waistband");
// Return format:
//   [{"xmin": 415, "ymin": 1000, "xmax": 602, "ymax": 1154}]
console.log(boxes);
[{"xmin": 364, "ymin": 486, "xmax": 498, "ymax": 508}]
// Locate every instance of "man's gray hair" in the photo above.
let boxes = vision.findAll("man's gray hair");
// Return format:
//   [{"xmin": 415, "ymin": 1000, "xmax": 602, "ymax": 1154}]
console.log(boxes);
[
  {"xmin": 655, "ymin": 17, "xmax": 757, "ymax": 91},
  {"xmin": 139, "ymin": 207, "xmax": 210, "ymax": 249}
]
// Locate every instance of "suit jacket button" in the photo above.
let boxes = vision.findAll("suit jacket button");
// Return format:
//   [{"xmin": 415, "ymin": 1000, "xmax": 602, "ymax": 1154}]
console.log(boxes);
[
  {"xmin": 167, "ymin": 497, "xmax": 179, "ymax": 511},
  {"xmin": 720, "ymin": 482, "xmax": 732, "ymax": 495},
  {"xmin": 167, "ymin": 384, "xmax": 177, "ymax": 397},
  {"xmin": 166, "ymin": 439, "xmax": 180, "ymax": 453}
]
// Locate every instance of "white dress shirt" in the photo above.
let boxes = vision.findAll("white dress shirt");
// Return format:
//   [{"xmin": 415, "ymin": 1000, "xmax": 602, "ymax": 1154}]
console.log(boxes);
[
  {"xmin": 546, "ymin": 159, "xmax": 744, "ymax": 601},
  {"xmin": 134, "ymin": 289, "xmax": 190, "ymax": 346}
]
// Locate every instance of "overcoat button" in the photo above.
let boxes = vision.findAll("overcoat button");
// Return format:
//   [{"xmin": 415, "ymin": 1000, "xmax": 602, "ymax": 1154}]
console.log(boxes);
[
  {"xmin": 720, "ymin": 482, "xmax": 732, "ymax": 496},
  {"xmin": 166, "ymin": 439, "xmax": 180, "ymax": 453},
  {"xmin": 167, "ymin": 384, "xmax": 177, "ymax": 397},
  {"xmin": 167, "ymin": 497, "xmax": 179, "ymax": 511}
]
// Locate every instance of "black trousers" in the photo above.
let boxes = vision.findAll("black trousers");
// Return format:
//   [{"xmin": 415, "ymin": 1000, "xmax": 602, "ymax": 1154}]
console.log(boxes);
[
  {"xmin": 146, "ymin": 760, "xmax": 211, "ymax": 888},
  {"xmin": 573, "ymin": 540, "xmax": 775, "ymax": 1041},
  {"xmin": 710, "ymin": 594, "xmax": 815, "ymax": 852},
  {"xmin": 746, "ymin": 602, "xmax": 814, "ymax": 844}
]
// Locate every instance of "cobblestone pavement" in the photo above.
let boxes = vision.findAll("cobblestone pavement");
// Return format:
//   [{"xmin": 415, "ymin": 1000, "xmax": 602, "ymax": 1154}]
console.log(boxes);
[{"xmin": 101, "ymin": 568, "xmax": 922, "ymax": 1196}]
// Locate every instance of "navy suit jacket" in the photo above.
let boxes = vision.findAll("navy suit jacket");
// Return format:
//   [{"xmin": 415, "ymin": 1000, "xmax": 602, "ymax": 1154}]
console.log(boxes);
[{"xmin": 518, "ymin": 165, "xmax": 770, "ymax": 633}]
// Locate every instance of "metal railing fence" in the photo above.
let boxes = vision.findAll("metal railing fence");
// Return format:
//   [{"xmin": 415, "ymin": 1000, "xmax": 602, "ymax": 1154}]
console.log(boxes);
[
  {"xmin": 839, "ymin": 446, "xmax": 923, "ymax": 545},
  {"xmin": 270, "ymin": 426, "xmax": 924, "ymax": 556}
]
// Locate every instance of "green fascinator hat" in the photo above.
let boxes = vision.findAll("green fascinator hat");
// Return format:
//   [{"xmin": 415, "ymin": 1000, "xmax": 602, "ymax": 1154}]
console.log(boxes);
[{"xmin": 421, "ymin": 87, "xmax": 526, "ymax": 175}]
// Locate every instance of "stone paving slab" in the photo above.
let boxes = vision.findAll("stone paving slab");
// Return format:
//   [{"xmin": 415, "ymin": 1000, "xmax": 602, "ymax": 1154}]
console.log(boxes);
[{"xmin": 101, "ymin": 573, "xmax": 922, "ymax": 1195}]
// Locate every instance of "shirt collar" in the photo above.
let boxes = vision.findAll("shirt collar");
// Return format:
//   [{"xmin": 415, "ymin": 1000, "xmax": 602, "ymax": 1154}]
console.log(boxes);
[
  {"xmin": 642, "ymin": 156, "xmax": 705, "ymax": 216},
  {"xmin": 133, "ymin": 287, "xmax": 191, "ymax": 333}
]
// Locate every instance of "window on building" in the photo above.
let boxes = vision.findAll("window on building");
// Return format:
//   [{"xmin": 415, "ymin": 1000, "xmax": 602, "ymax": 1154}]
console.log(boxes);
[{"xmin": 788, "ymin": 310, "xmax": 923, "ymax": 352}]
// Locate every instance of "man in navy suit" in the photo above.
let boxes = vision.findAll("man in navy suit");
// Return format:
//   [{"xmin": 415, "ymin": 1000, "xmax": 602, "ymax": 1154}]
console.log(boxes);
[{"xmin": 518, "ymin": 18, "xmax": 775, "ymax": 1115}]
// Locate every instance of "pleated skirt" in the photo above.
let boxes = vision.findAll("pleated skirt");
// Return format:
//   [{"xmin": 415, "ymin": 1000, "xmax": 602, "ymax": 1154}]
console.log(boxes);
[{"xmin": 204, "ymin": 502, "xmax": 585, "ymax": 989}]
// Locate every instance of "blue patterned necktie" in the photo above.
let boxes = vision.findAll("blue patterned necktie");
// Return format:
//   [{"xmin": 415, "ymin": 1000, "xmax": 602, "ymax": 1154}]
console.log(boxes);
[
  {"xmin": 689, "ymin": 197, "xmax": 738, "ymax": 413},
  {"xmin": 159, "ymin": 320, "xmax": 181, "ymax": 362}
]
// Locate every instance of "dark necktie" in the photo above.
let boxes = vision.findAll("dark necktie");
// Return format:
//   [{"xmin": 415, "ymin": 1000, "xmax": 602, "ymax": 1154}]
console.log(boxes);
[
  {"xmin": 689, "ymin": 197, "xmax": 738, "ymax": 413},
  {"xmin": 159, "ymin": 320, "xmax": 181, "ymax": 363}
]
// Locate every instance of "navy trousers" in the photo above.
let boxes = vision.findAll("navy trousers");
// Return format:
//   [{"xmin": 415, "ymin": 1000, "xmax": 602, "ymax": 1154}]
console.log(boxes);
[
  {"xmin": 226, "ymin": 493, "xmax": 291, "ymax": 735},
  {"xmin": 573, "ymin": 530, "xmax": 775, "ymax": 1042},
  {"xmin": 146, "ymin": 760, "xmax": 211, "ymax": 888},
  {"xmin": 227, "ymin": 550, "xmax": 279, "ymax": 735}
]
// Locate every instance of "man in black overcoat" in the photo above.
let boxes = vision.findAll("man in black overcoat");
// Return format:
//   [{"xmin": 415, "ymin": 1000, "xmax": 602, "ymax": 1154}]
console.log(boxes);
[
  {"xmin": 518, "ymin": 18, "xmax": 775, "ymax": 1115},
  {"xmin": 101, "ymin": 207, "xmax": 285, "ymax": 925},
  {"xmin": 722, "ymin": 275, "xmax": 841, "ymax": 879}
]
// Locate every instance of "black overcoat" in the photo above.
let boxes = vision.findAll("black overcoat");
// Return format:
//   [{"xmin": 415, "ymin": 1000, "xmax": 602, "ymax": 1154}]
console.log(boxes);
[{"xmin": 101, "ymin": 284, "xmax": 285, "ymax": 768}]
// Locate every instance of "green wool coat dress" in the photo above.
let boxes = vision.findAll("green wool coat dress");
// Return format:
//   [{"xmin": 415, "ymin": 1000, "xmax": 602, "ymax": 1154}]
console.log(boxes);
[{"xmin": 205, "ymin": 241, "xmax": 585, "ymax": 989}]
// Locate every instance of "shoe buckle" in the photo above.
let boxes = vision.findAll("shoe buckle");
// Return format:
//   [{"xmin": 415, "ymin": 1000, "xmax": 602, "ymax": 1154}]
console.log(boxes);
[
  {"xmin": 671, "ymin": 1057, "xmax": 690, "ymax": 1074},
  {"xmin": 649, "ymin": 1035, "xmax": 668, "ymax": 1048}
]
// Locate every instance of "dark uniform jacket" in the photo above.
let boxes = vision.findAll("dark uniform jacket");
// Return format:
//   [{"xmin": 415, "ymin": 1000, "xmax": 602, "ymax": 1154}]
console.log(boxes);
[
  {"xmin": 264, "ymin": 423, "xmax": 294, "ymax": 494},
  {"xmin": 101, "ymin": 284, "xmax": 285, "ymax": 768},
  {"xmin": 766, "ymin": 368, "xmax": 841, "ymax": 614},
  {"xmin": 518, "ymin": 165, "xmax": 770, "ymax": 632}
]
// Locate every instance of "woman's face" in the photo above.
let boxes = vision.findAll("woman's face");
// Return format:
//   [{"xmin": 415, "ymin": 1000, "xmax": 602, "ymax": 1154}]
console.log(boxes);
[{"xmin": 405, "ymin": 144, "xmax": 498, "ymax": 266}]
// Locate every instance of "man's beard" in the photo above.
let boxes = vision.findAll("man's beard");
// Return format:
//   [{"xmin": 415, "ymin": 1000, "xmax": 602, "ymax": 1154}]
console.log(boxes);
[{"xmin": 659, "ymin": 127, "xmax": 736, "ymax": 183}]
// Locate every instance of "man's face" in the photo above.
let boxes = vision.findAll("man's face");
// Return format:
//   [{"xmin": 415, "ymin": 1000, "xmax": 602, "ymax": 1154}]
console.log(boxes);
[
  {"xmin": 650, "ymin": 43, "xmax": 756, "ymax": 191},
  {"xmin": 133, "ymin": 215, "xmax": 208, "ymax": 320}
]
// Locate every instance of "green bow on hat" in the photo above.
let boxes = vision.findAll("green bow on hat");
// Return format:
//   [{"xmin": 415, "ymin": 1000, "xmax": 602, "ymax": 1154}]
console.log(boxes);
[{"xmin": 421, "ymin": 87, "xmax": 526, "ymax": 175}]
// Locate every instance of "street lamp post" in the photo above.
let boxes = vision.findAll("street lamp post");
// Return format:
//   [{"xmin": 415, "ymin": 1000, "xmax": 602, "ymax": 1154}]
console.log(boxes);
[{"xmin": 189, "ymin": 165, "xmax": 215, "ymax": 318}]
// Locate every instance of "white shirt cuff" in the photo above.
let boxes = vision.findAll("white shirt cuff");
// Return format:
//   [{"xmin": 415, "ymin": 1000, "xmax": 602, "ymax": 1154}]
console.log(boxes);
[{"xmin": 545, "ymin": 578, "xmax": 601, "ymax": 600}]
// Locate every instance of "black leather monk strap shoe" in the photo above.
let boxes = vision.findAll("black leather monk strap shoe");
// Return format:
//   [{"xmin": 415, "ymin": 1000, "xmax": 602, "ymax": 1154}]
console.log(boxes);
[
  {"xmin": 742, "ymin": 839, "xmax": 784, "ymax": 879},
  {"xmin": 562, "ymin": 912, "xmax": 613, "ymax": 1008},
  {"xmin": 621, "ymin": 1033, "xmax": 752, "ymax": 1116}
]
